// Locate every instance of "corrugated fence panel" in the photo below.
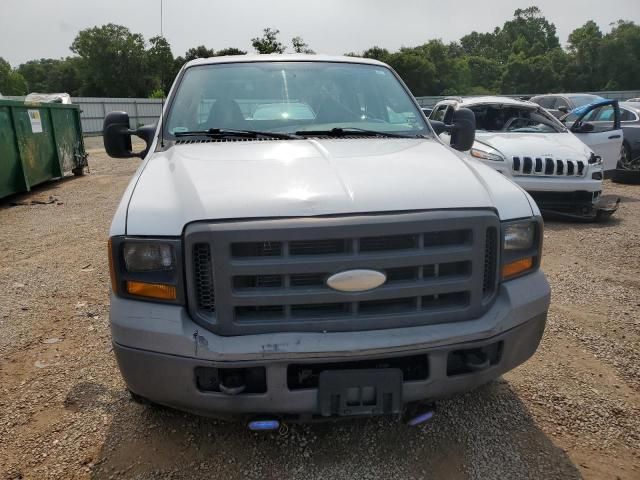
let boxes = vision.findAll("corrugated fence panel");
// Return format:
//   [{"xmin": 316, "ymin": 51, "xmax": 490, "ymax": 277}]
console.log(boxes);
[{"xmin": 4, "ymin": 96, "xmax": 163, "ymax": 134}]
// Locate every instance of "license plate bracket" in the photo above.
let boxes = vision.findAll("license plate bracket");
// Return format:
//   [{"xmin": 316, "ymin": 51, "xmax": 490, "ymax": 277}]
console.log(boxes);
[{"xmin": 318, "ymin": 368, "xmax": 403, "ymax": 417}]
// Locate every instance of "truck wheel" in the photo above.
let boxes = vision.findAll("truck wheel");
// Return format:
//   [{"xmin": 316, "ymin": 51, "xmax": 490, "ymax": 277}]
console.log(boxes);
[{"xmin": 612, "ymin": 143, "xmax": 640, "ymax": 184}]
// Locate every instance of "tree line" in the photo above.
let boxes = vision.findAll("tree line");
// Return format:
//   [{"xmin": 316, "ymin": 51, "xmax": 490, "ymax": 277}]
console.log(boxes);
[{"xmin": 1, "ymin": 6, "xmax": 638, "ymax": 98}]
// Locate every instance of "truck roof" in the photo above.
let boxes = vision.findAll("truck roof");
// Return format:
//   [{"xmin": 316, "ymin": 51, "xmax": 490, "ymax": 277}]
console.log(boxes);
[
  {"xmin": 185, "ymin": 54, "xmax": 387, "ymax": 68},
  {"xmin": 435, "ymin": 96, "xmax": 539, "ymax": 109}
]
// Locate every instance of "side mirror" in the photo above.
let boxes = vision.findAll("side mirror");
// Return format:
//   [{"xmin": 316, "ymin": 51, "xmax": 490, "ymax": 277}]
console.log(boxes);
[
  {"xmin": 449, "ymin": 107, "xmax": 476, "ymax": 151},
  {"xmin": 573, "ymin": 122, "xmax": 595, "ymax": 133},
  {"xmin": 558, "ymin": 106, "xmax": 569, "ymax": 114},
  {"xmin": 103, "ymin": 111, "xmax": 156, "ymax": 158}
]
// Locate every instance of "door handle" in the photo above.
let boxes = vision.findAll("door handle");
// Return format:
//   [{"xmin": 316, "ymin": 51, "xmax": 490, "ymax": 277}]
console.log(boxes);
[{"xmin": 608, "ymin": 134, "xmax": 621, "ymax": 139}]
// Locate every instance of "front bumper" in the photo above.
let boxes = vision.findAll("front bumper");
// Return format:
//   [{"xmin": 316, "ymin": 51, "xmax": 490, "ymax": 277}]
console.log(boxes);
[{"xmin": 111, "ymin": 270, "xmax": 550, "ymax": 418}]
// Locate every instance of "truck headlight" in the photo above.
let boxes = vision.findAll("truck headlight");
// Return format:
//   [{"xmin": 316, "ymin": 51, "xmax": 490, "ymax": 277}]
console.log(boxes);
[
  {"xmin": 501, "ymin": 220, "xmax": 541, "ymax": 280},
  {"xmin": 503, "ymin": 223, "xmax": 534, "ymax": 250},
  {"xmin": 470, "ymin": 142, "xmax": 505, "ymax": 162},
  {"xmin": 109, "ymin": 237, "xmax": 183, "ymax": 302},
  {"xmin": 123, "ymin": 242, "xmax": 174, "ymax": 271}
]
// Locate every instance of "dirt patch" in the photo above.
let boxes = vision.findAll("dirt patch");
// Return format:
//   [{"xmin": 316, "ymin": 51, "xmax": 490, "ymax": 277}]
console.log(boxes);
[{"xmin": 0, "ymin": 143, "xmax": 638, "ymax": 479}]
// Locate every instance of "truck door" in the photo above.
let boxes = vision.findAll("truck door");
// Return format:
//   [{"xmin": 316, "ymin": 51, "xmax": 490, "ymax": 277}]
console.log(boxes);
[{"xmin": 565, "ymin": 100, "xmax": 622, "ymax": 172}]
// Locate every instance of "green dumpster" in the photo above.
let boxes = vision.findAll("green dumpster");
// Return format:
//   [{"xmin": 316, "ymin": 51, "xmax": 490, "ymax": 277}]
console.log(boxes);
[{"xmin": 0, "ymin": 99, "xmax": 88, "ymax": 199}]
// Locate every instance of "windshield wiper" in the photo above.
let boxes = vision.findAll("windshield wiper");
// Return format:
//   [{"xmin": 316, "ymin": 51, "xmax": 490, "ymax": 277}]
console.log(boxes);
[
  {"xmin": 294, "ymin": 127, "xmax": 418, "ymax": 138},
  {"xmin": 174, "ymin": 128, "xmax": 300, "ymax": 140}
]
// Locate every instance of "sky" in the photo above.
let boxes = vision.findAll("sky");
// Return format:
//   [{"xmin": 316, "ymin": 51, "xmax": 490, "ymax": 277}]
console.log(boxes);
[{"xmin": 1, "ymin": 0, "xmax": 639, "ymax": 66}]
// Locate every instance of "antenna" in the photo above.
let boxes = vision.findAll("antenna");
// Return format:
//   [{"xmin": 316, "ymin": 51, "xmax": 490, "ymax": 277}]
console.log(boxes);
[{"xmin": 160, "ymin": 0, "xmax": 165, "ymax": 148}]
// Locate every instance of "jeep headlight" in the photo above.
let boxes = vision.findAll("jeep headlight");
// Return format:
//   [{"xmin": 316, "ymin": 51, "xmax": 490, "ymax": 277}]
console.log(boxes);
[
  {"xmin": 501, "ymin": 220, "xmax": 541, "ymax": 280},
  {"xmin": 470, "ymin": 142, "xmax": 505, "ymax": 162},
  {"xmin": 588, "ymin": 152, "xmax": 602, "ymax": 165}
]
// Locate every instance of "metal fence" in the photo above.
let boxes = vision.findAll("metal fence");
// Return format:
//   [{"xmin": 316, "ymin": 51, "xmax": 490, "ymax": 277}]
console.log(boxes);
[
  {"xmin": 72, "ymin": 97, "xmax": 162, "ymax": 134},
  {"xmin": 6, "ymin": 90, "xmax": 640, "ymax": 134},
  {"xmin": 5, "ymin": 96, "xmax": 163, "ymax": 135}
]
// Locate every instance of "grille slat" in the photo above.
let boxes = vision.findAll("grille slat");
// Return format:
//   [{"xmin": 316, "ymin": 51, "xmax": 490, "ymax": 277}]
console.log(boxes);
[
  {"xmin": 512, "ymin": 156, "xmax": 586, "ymax": 177},
  {"xmin": 289, "ymin": 239, "xmax": 350, "ymax": 255},
  {"xmin": 231, "ymin": 261, "xmax": 471, "ymax": 294},
  {"xmin": 188, "ymin": 211, "xmax": 499, "ymax": 335},
  {"xmin": 231, "ymin": 277, "xmax": 474, "ymax": 307}
]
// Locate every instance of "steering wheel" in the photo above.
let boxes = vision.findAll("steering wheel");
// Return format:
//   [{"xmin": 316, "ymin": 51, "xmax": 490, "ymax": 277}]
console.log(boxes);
[{"xmin": 502, "ymin": 117, "xmax": 528, "ymax": 131}]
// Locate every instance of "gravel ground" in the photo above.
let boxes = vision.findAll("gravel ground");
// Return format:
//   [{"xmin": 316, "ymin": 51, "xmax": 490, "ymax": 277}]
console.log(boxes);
[{"xmin": 0, "ymin": 137, "xmax": 639, "ymax": 479}]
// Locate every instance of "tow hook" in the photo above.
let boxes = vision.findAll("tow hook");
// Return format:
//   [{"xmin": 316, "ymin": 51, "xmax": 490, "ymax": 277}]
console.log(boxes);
[{"xmin": 219, "ymin": 372, "xmax": 246, "ymax": 395}]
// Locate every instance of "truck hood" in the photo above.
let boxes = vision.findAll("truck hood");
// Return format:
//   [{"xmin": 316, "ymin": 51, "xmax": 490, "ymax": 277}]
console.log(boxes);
[
  {"xmin": 125, "ymin": 138, "xmax": 533, "ymax": 236},
  {"xmin": 475, "ymin": 131, "xmax": 592, "ymax": 160}
]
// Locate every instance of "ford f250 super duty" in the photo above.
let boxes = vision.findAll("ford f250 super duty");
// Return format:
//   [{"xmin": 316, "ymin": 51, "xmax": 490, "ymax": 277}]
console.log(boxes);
[{"xmin": 104, "ymin": 55, "xmax": 550, "ymax": 424}]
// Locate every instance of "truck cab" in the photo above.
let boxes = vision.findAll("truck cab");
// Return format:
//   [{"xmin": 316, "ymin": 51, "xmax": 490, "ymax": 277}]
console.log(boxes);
[{"xmin": 104, "ymin": 56, "xmax": 549, "ymax": 422}]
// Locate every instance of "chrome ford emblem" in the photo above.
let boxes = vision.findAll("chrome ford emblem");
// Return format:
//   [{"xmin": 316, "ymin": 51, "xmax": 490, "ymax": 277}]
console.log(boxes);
[{"xmin": 326, "ymin": 269, "xmax": 386, "ymax": 292}]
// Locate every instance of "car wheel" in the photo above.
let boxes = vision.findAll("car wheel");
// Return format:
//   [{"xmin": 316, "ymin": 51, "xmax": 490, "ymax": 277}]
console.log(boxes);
[{"xmin": 612, "ymin": 142, "xmax": 640, "ymax": 184}]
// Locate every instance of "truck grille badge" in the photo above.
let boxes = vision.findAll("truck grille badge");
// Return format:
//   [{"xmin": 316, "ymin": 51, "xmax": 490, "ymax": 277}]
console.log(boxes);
[{"xmin": 326, "ymin": 270, "xmax": 387, "ymax": 292}]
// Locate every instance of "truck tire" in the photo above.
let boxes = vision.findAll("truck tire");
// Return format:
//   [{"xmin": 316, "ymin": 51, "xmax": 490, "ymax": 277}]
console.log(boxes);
[
  {"xmin": 612, "ymin": 168, "xmax": 640, "ymax": 184},
  {"xmin": 612, "ymin": 143, "xmax": 640, "ymax": 184}
]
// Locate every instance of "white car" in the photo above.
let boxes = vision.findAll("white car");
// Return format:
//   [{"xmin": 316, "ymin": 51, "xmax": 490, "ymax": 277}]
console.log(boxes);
[
  {"xmin": 102, "ymin": 56, "xmax": 550, "ymax": 423},
  {"xmin": 430, "ymin": 96, "xmax": 622, "ymax": 219}
]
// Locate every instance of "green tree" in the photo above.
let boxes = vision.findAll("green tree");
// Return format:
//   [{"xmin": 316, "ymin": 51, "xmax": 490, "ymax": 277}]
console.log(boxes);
[
  {"xmin": 70, "ymin": 23, "xmax": 148, "ymax": 97},
  {"xmin": 292, "ymin": 36, "xmax": 314, "ymax": 54},
  {"xmin": 501, "ymin": 6, "xmax": 560, "ymax": 59},
  {"xmin": 385, "ymin": 50, "xmax": 436, "ymax": 96},
  {"xmin": 184, "ymin": 45, "xmax": 215, "ymax": 61},
  {"xmin": 18, "ymin": 58, "xmax": 82, "ymax": 95},
  {"xmin": 361, "ymin": 46, "xmax": 390, "ymax": 61},
  {"xmin": 598, "ymin": 21, "xmax": 640, "ymax": 90},
  {"xmin": 500, "ymin": 52, "xmax": 562, "ymax": 94},
  {"xmin": 146, "ymin": 36, "xmax": 174, "ymax": 95},
  {"xmin": 465, "ymin": 56, "xmax": 503, "ymax": 93},
  {"xmin": 215, "ymin": 47, "xmax": 247, "ymax": 56},
  {"xmin": 460, "ymin": 30, "xmax": 501, "ymax": 60},
  {"xmin": 251, "ymin": 28, "xmax": 286, "ymax": 54},
  {"xmin": 0, "ymin": 57, "xmax": 27, "ymax": 95}
]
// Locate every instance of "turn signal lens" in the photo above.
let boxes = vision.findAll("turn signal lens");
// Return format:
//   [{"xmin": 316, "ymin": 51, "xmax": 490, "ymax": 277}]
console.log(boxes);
[
  {"xmin": 501, "ymin": 257, "xmax": 534, "ymax": 280},
  {"xmin": 126, "ymin": 281, "xmax": 177, "ymax": 300}
]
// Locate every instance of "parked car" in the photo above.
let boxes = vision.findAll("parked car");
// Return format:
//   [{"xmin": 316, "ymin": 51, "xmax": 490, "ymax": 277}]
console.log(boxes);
[
  {"xmin": 626, "ymin": 98, "xmax": 640, "ymax": 103},
  {"xmin": 530, "ymin": 93, "xmax": 605, "ymax": 119},
  {"xmin": 430, "ymin": 96, "xmax": 622, "ymax": 219},
  {"xmin": 103, "ymin": 55, "xmax": 550, "ymax": 424},
  {"xmin": 601, "ymin": 102, "xmax": 640, "ymax": 184}
]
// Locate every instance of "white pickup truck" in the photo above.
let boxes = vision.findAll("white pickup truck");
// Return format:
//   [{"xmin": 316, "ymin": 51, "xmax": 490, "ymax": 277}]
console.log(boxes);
[
  {"xmin": 430, "ymin": 96, "xmax": 622, "ymax": 219},
  {"xmin": 104, "ymin": 55, "xmax": 549, "ymax": 424}
]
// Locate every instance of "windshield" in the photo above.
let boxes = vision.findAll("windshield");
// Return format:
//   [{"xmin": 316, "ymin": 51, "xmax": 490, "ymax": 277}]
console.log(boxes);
[
  {"xmin": 165, "ymin": 62, "xmax": 429, "ymax": 138},
  {"xmin": 469, "ymin": 104, "xmax": 565, "ymax": 133}
]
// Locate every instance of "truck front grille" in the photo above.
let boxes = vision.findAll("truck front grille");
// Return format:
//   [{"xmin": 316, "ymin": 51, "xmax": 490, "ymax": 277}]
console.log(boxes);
[
  {"xmin": 188, "ymin": 211, "xmax": 500, "ymax": 336},
  {"xmin": 512, "ymin": 156, "xmax": 585, "ymax": 177}
]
